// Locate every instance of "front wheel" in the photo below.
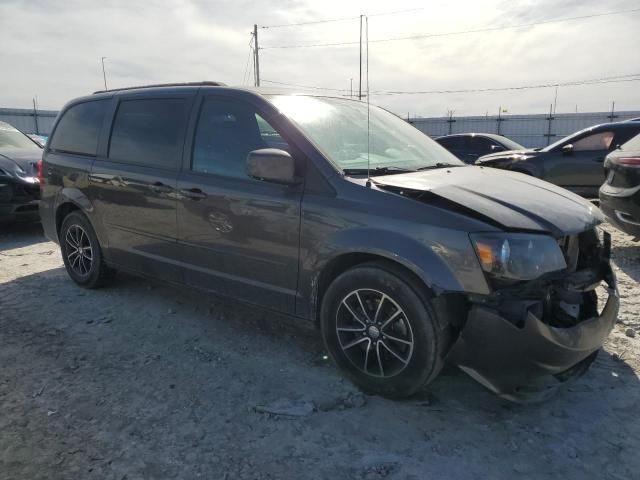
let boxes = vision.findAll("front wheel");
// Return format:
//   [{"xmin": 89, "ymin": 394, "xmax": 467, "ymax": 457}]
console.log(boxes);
[
  {"xmin": 320, "ymin": 262, "xmax": 448, "ymax": 398},
  {"xmin": 60, "ymin": 211, "xmax": 113, "ymax": 288}
]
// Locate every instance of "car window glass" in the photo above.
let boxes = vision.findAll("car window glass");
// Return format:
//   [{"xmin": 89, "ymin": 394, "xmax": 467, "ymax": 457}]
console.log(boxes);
[
  {"xmin": 440, "ymin": 137, "xmax": 465, "ymax": 149},
  {"xmin": 255, "ymin": 114, "xmax": 289, "ymax": 150},
  {"xmin": 49, "ymin": 100, "xmax": 108, "ymax": 156},
  {"xmin": 620, "ymin": 133, "xmax": 640, "ymax": 152},
  {"xmin": 469, "ymin": 136, "xmax": 495, "ymax": 153},
  {"xmin": 572, "ymin": 131, "xmax": 614, "ymax": 152},
  {"xmin": 109, "ymin": 98, "xmax": 187, "ymax": 169},
  {"xmin": 192, "ymin": 99, "xmax": 289, "ymax": 178}
]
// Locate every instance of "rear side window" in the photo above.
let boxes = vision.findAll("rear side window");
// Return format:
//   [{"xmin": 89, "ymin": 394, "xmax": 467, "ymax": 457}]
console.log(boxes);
[
  {"xmin": 49, "ymin": 100, "xmax": 108, "ymax": 156},
  {"xmin": 109, "ymin": 98, "xmax": 187, "ymax": 169}
]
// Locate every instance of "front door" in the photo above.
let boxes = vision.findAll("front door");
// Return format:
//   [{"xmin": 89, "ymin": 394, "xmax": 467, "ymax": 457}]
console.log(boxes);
[
  {"xmin": 176, "ymin": 96, "xmax": 302, "ymax": 314},
  {"xmin": 543, "ymin": 130, "xmax": 615, "ymax": 196}
]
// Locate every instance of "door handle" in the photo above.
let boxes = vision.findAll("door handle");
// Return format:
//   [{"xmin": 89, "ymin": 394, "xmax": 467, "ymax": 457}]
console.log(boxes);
[
  {"xmin": 179, "ymin": 187, "xmax": 207, "ymax": 200},
  {"xmin": 151, "ymin": 182, "xmax": 173, "ymax": 193}
]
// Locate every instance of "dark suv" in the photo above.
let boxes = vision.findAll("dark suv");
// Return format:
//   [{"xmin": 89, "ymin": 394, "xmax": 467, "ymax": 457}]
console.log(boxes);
[
  {"xmin": 476, "ymin": 121, "xmax": 640, "ymax": 198},
  {"xmin": 40, "ymin": 83, "xmax": 619, "ymax": 402}
]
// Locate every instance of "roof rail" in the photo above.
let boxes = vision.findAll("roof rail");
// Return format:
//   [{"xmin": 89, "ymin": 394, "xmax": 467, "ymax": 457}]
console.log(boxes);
[{"xmin": 93, "ymin": 81, "xmax": 226, "ymax": 94}]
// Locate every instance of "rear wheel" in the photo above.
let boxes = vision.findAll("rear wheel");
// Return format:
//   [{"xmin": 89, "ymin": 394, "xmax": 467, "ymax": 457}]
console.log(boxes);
[
  {"xmin": 60, "ymin": 211, "xmax": 113, "ymax": 288},
  {"xmin": 320, "ymin": 262, "xmax": 449, "ymax": 398}
]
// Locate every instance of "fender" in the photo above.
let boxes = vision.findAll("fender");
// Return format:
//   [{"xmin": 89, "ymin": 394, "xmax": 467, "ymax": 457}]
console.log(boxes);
[
  {"xmin": 300, "ymin": 226, "xmax": 490, "ymax": 321},
  {"xmin": 55, "ymin": 187, "xmax": 110, "ymax": 248}
]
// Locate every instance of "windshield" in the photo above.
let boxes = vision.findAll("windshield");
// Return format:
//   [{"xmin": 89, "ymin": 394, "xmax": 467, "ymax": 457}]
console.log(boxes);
[
  {"xmin": 0, "ymin": 126, "xmax": 40, "ymax": 150},
  {"xmin": 269, "ymin": 95, "xmax": 463, "ymax": 173}
]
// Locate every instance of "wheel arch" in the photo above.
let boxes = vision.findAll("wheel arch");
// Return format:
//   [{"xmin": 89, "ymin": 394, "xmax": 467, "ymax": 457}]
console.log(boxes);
[
  {"xmin": 311, "ymin": 249, "xmax": 462, "ymax": 330},
  {"xmin": 54, "ymin": 187, "xmax": 106, "ymax": 245}
]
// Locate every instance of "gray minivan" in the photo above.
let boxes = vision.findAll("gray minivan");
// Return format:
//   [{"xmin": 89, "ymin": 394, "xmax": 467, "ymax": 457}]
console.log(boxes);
[{"xmin": 39, "ymin": 83, "xmax": 618, "ymax": 402}]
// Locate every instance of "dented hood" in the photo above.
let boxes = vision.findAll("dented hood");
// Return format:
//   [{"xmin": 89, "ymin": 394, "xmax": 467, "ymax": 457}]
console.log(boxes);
[{"xmin": 373, "ymin": 166, "xmax": 602, "ymax": 235}]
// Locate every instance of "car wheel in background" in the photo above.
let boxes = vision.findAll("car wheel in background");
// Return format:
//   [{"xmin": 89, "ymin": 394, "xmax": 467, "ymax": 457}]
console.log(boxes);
[{"xmin": 60, "ymin": 211, "xmax": 113, "ymax": 288}]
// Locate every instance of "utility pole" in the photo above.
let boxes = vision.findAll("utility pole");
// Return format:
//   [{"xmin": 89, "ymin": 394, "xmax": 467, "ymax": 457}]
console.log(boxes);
[
  {"xmin": 101, "ymin": 56, "xmax": 108, "ymax": 90},
  {"xmin": 553, "ymin": 85, "xmax": 558, "ymax": 114},
  {"xmin": 358, "ymin": 15, "xmax": 363, "ymax": 100},
  {"xmin": 32, "ymin": 98, "xmax": 39, "ymax": 135},
  {"xmin": 350, "ymin": 78, "xmax": 353, "ymax": 98},
  {"xmin": 253, "ymin": 24, "xmax": 260, "ymax": 87}
]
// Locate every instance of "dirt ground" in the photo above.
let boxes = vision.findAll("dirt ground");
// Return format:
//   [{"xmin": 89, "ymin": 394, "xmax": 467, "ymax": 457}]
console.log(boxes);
[{"xmin": 1, "ymin": 221, "xmax": 639, "ymax": 480}]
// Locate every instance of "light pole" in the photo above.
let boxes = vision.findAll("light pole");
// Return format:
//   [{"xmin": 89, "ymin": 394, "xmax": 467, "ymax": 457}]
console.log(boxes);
[{"xmin": 101, "ymin": 56, "xmax": 108, "ymax": 91}]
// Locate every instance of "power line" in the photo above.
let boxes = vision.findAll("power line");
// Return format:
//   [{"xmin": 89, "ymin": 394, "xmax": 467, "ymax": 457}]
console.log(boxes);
[
  {"xmin": 241, "ymin": 34, "xmax": 254, "ymax": 85},
  {"xmin": 262, "ymin": 8, "xmax": 640, "ymax": 49},
  {"xmin": 259, "ymin": 8, "xmax": 422, "ymax": 29},
  {"xmin": 260, "ymin": 74, "xmax": 640, "ymax": 96},
  {"xmin": 261, "ymin": 79, "xmax": 351, "ymax": 92}
]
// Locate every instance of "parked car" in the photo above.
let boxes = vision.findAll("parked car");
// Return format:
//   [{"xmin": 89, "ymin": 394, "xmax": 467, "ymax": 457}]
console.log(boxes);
[
  {"xmin": 435, "ymin": 133, "xmax": 525, "ymax": 163},
  {"xmin": 0, "ymin": 121, "xmax": 42, "ymax": 223},
  {"xmin": 27, "ymin": 134, "xmax": 48, "ymax": 147},
  {"xmin": 476, "ymin": 121, "xmax": 640, "ymax": 197},
  {"xmin": 40, "ymin": 83, "xmax": 618, "ymax": 402},
  {"xmin": 599, "ymin": 133, "xmax": 640, "ymax": 238}
]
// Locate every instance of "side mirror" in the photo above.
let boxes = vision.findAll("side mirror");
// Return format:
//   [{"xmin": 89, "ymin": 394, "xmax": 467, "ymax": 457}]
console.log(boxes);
[
  {"xmin": 490, "ymin": 144, "xmax": 505, "ymax": 152},
  {"xmin": 562, "ymin": 144, "xmax": 574, "ymax": 155},
  {"xmin": 246, "ymin": 148, "xmax": 300, "ymax": 185}
]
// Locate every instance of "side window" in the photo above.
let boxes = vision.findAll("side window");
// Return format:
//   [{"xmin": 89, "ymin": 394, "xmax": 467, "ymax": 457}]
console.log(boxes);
[
  {"xmin": 192, "ymin": 99, "xmax": 289, "ymax": 178},
  {"xmin": 109, "ymin": 98, "xmax": 187, "ymax": 169},
  {"xmin": 49, "ymin": 100, "xmax": 108, "ymax": 156},
  {"xmin": 572, "ymin": 131, "xmax": 614, "ymax": 152},
  {"xmin": 438, "ymin": 137, "xmax": 464, "ymax": 150},
  {"xmin": 255, "ymin": 114, "xmax": 289, "ymax": 150},
  {"xmin": 469, "ymin": 136, "xmax": 496, "ymax": 154}
]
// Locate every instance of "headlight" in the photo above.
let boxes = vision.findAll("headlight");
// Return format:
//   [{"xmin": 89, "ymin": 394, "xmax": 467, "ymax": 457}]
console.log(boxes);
[{"xmin": 470, "ymin": 233, "xmax": 566, "ymax": 282}]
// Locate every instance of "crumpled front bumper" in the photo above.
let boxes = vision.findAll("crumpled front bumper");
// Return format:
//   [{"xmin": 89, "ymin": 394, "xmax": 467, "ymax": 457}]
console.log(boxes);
[{"xmin": 447, "ymin": 265, "xmax": 619, "ymax": 402}]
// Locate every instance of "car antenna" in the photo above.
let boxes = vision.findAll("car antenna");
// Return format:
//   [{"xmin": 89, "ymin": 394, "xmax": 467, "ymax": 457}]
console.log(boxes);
[{"xmin": 365, "ymin": 15, "xmax": 372, "ymax": 188}]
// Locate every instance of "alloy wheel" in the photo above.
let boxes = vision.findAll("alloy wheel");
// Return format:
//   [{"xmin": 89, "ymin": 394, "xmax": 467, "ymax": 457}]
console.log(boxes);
[
  {"xmin": 336, "ymin": 289, "xmax": 414, "ymax": 378},
  {"xmin": 65, "ymin": 224, "xmax": 93, "ymax": 276}
]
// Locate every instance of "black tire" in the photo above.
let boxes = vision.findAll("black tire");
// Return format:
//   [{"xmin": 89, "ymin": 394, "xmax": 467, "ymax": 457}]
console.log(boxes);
[
  {"xmin": 60, "ymin": 211, "xmax": 113, "ymax": 289},
  {"xmin": 320, "ymin": 262, "xmax": 449, "ymax": 398}
]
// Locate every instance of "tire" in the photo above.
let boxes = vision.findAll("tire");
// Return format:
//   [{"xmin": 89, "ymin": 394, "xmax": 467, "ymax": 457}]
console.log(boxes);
[
  {"xmin": 59, "ymin": 211, "xmax": 113, "ymax": 288},
  {"xmin": 320, "ymin": 262, "xmax": 449, "ymax": 398}
]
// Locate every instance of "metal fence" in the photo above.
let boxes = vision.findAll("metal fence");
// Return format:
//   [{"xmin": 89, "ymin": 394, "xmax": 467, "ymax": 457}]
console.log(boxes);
[
  {"xmin": 409, "ymin": 110, "xmax": 640, "ymax": 148},
  {"xmin": 0, "ymin": 107, "xmax": 58, "ymax": 136},
  {"xmin": 3, "ymin": 105, "xmax": 640, "ymax": 148}
]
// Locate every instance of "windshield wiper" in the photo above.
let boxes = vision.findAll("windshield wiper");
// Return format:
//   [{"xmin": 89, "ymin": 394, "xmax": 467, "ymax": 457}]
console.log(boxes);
[
  {"xmin": 343, "ymin": 166, "xmax": 416, "ymax": 175},
  {"xmin": 415, "ymin": 163, "xmax": 465, "ymax": 171}
]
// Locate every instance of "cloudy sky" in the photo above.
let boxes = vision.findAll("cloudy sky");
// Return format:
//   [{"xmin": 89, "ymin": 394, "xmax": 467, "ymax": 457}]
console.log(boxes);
[{"xmin": 1, "ymin": 0, "xmax": 639, "ymax": 117}]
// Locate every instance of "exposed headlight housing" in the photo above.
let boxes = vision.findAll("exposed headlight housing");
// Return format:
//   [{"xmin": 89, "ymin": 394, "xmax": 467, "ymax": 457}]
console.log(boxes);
[{"xmin": 470, "ymin": 233, "xmax": 566, "ymax": 282}]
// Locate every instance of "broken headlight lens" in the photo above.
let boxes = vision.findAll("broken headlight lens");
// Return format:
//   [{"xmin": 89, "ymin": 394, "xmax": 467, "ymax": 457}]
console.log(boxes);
[{"xmin": 470, "ymin": 233, "xmax": 566, "ymax": 281}]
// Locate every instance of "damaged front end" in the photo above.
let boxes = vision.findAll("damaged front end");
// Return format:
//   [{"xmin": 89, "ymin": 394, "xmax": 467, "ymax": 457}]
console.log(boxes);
[{"xmin": 447, "ymin": 228, "xmax": 619, "ymax": 402}]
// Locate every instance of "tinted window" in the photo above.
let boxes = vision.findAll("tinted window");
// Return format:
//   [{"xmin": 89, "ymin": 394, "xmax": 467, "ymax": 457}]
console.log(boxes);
[
  {"xmin": 572, "ymin": 131, "xmax": 614, "ymax": 152},
  {"xmin": 438, "ymin": 137, "xmax": 466, "ymax": 149},
  {"xmin": 192, "ymin": 99, "xmax": 288, "ymax": 178},
  {"xmin": 109, "ymin": 98, "xmax": 187, "ymax": 169},
  {"xmin": 49, "ymin": 100, "xmax": 108, "ymax": 155},
  {"xmin": 469, "ymin": 136, "xmax": 497, "ymax": 153}
]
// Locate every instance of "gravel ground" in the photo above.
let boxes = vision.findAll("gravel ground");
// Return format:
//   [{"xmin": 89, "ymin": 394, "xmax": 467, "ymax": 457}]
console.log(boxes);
[{"xmin": 0, "ymin": 222, "xmax": 639, "ymax": 480}]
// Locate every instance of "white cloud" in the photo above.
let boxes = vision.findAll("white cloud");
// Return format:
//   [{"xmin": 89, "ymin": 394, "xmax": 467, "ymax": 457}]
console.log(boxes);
[{"xmin": 0, "ymin": 0, "xmax": 638, "ymax": 116}]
